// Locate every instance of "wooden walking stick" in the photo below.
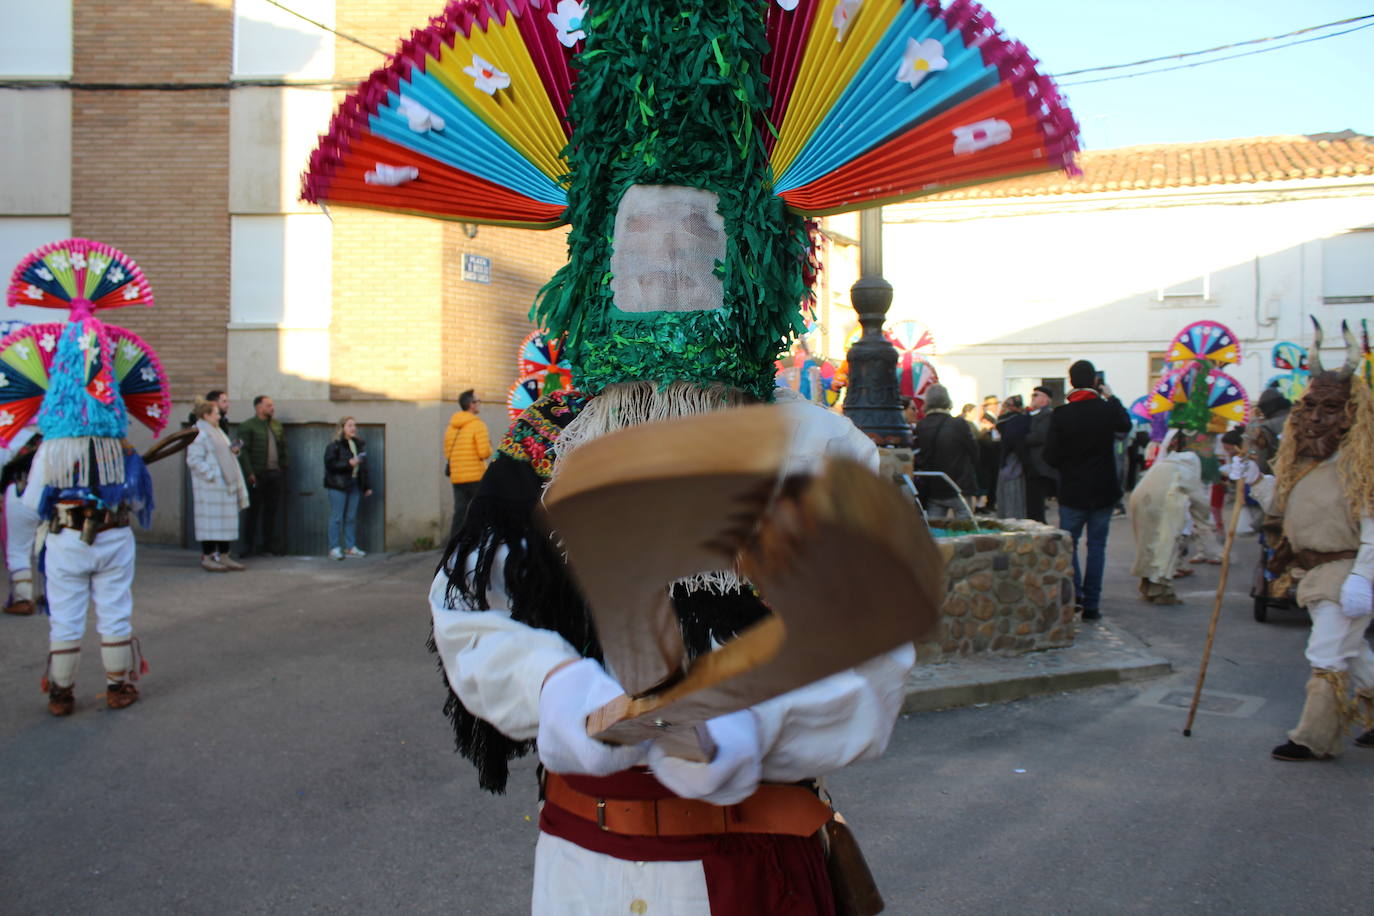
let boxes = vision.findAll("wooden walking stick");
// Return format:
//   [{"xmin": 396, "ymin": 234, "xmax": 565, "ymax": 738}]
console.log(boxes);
[{"xmin": 1182, "ymin": 463, "xmax": 1250, "ymax": 737}]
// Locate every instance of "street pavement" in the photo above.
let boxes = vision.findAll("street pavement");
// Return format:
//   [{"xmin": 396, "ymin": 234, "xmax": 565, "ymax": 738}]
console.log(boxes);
[{"xmin": 1, "ymin": 514, "xmax": 1370, "ymax": 915}]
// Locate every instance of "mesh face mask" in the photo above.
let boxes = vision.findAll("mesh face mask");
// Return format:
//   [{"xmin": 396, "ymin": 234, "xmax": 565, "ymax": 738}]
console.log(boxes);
[{"xmin": 610, "ymin": 186, "xmax": 726, "ymax": 316}]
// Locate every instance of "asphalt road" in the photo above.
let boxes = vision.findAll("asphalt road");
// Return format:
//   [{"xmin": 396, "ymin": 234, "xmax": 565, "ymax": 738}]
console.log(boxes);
[{"xmin": 1, "ymin": 515, "xmax": 1369, "ymax": 915}]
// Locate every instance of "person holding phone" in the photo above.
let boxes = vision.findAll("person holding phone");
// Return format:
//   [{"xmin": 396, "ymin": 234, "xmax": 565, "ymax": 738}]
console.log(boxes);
[{"xmin": 324, "ymin": 417, "xmax": 373, "ymax": 560}]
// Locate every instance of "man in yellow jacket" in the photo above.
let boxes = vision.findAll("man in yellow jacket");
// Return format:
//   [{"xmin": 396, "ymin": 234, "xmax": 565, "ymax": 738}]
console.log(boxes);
[{"xmin": 444, "ymin": 389, "xmax": 491, "ymax": 541}]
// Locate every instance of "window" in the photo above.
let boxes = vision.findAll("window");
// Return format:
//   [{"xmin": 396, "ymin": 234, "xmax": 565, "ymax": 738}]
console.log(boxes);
[
  {"xmin": 0, "ymin": 217, "xmax": 72, "ymax": 323},
  {"xmin": 1156, "ymin": 274, "xmax": 1210, "ymax": 302},
  {"xmin": 1322, "ymin": 230, "xmax": 1374, "ymax": 304}
]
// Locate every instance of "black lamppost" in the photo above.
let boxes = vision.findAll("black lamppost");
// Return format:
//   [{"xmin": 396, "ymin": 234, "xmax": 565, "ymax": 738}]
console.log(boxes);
[{"xmin": 843, "ymin": 208, "xmax": 909, "ymax": 447}]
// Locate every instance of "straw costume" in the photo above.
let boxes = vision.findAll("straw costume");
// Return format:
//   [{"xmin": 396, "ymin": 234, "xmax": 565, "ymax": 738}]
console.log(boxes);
[
  {"xmin": 1235, "ymin": 320, "xmax": 1374, "ymax": 760},
  {"xmin": 304, "ymin": 1, "xmax": 1078, "ymax": 910},
  {"xmin": 4, "ymin": 238, "xmax": 171, "ymax": 717}
]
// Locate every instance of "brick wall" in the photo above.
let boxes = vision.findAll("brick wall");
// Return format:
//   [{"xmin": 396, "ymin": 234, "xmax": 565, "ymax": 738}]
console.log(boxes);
[{"xmin": 71, "ymin": 0, "xmax": 233, "ymax": 401}]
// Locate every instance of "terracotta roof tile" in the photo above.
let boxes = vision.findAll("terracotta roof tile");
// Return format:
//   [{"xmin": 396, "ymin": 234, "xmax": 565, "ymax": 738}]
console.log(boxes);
[{"xmin": 917, "ymin": 133, "xmax": 1374, "ymax": 201}]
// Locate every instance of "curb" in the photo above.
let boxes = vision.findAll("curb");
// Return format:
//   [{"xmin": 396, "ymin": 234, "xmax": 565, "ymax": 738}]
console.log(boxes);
[{"xmin": 901, "ymin": 621, "xmax": 1173, "ymax": 714}]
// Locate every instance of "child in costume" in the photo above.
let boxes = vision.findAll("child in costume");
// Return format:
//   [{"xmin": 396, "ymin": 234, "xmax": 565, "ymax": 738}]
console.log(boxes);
[
  {"xmin": 1231, "ymin": 320, "xmax": 1374, "ymax": 759},
  {"xmin": 304, "ymin": 1, "xmax": 1079, "ymax": 909},
  {"xmin": 4, "ymin": 238, "xmax": 171, "ymax": 716}
]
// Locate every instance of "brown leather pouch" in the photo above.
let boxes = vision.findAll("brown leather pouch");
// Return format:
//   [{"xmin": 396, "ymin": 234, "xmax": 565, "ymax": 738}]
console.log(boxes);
[{"xmin": 822, "ymin": 812, "xmax": 884, "ymax": 916}]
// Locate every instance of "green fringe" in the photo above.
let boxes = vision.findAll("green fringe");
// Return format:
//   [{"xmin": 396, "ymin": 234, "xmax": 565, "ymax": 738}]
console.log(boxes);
[{"xmin": 532, "ymin": 0, "xmax": 809, "ymax": 401}]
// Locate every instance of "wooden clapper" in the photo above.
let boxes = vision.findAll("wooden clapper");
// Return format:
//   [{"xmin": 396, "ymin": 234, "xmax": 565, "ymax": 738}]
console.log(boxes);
[{"xmin": 541, "ymin": 405, "xmax": 943, "ymax": 760}]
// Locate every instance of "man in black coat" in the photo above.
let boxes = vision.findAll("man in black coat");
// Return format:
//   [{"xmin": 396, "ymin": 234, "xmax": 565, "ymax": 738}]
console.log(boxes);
[
  {"xmin": 1024, "ymin": 385, "xmax": 1058, "ymax": 523},
  {"xmin": 1045, "ymin": 361, "xmax": 1133, "ymax": 620},
  {"xmin": 914, "ymin": 384, "xmax": 979, "ymax": 519}
]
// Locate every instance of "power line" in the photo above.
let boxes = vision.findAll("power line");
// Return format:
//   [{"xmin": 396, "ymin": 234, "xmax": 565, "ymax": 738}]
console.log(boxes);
[
  {"xmin": 262, "ymin": 0, "xmax": 388, "ymax": 56},
  {"xmin": 0, "ymin": 79, "xmax": 363, "ymax": 92},
  {"xmin": 1058, "ymin": 21, "xmax": 1374, "ymax": 87},
  {"xmin": 1053, "ymin": 12, "xmax": 1374, "ymax": 77}
]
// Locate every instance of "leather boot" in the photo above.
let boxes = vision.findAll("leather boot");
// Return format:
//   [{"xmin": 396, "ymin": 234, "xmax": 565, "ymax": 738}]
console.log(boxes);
[
  {"xmin": 5, "ymin": 573, "xmax": 34, "ymax": 615},
  {"xmin": 101, "ymin": 638, "xmax": 145, "ymax": 710},
  {"xmin": 43, "ymin": 640, "xmax": 81, "ymax": 717}
]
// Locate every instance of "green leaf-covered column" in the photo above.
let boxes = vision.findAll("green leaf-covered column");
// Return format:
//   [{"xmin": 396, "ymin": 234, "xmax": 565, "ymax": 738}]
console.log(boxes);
[{"xmin": 532, "ymin": 0, "xmax": 809, "ymax": 401}]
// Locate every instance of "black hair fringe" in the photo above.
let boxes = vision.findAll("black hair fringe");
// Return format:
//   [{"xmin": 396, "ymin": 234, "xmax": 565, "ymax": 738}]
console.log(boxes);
[{"xmin": 428, "ymin": 454, "xmax": 773, "ymax": 793}]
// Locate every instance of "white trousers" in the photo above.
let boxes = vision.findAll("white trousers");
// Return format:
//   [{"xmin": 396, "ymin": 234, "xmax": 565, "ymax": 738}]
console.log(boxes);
[
  {"xmin": 1305, "ymin": 599, "xmax": 1374, "ymax": 688},
  {"xmin": 532, "ymin": 832, "xmax": 711, "ymax": 916},
  {"xmin": 45, "ymin": 527, "xmax": 136, "ymax": 643},
  {"xmin": 5, "ymin": 483, "xmax": 40, "ymax": 572}
]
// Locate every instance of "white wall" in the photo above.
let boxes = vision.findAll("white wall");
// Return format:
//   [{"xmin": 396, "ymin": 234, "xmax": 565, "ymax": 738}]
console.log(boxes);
[
  {"xmin": 0, "ymin": 0, "xmax": 72, "ymax": 78},
  {"xmin": 882, "ymin": 181, "xmax": 1374, "ymax": 411},
  {"xmin": 233, "ymin": 0, "xmax": 335, "ymax": 79}
]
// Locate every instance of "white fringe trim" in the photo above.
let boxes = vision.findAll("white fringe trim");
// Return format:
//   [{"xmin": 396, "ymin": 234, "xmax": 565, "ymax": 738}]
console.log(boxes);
[
  {"xmin": 548, "ymin": 381, "xmax": 755, "ymax": 596},
  {"xmin": 38, "ymin": 436, "xmax": 126, "ymax": 488}
]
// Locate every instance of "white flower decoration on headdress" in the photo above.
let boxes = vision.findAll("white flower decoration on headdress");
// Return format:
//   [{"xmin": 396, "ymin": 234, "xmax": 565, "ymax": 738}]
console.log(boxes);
[
  {"xmin": 13, "ymin": 343, "xmax": 30, "ymax": 360},
  {"xmin": 123, "ymin": 284, "xmax": 140, "ymax": 300},
  {"xmin": 0, "ymin": 410, "xmax": 13, "ymax": 426},
  {"xmin": 49, "ymin": 251, "xmax": 70, "ymax": 270},
  {"xmin": 35, "ymin": 267, "xmax": 53, "ymax": 281},
  {"xmin": 91, "ymin": 378, "xmax": 107, "ymax": 397},
  {"xmin": 77, "ymin": 333, "xmax": 94, "ymax": 351},
  {"xmin": 397, "ymin": 96, "xmax": 445, "ymax": 133},
  {"xmin": 0, "ymin": 374, "xmax": 8, "ymax": 388},
  {"xmin": 24, "ymin": 284, "xmax": 43, "ymax": 301},
  {"xmin": 896, "ymin": 37, "xmax": 948, "ymax": 89},
  {"xmin": 833, "ymin": 0, "xmax": 862, "ymax": 41},
  {"xmin": 548, "ymin": 1, "xmax": 588, "ymax": 48},
  {"xmin": 39, "ymin": 333, "xmax": 56, "ymax": 352},
  {"xmin": 108, "ymin": 265, "xmax": 125, "ymax": 283},
  {"xmin": 70, "ymin": 251, "xmax": 87, "ymax": 270},
  {"xmin": 776, "ymin": 0, "xmax": 800, "ymax": 9},
  {"xmin": 88, "ymin": 253, "xmax": 109, "ymax": 274},
  {"xmin": 364, "ymin": 163, "xmax": 420, "ymax": 186},
  {"xmin": 140, "ymin": 366, "xmax": 158, "ymax": 382},
  {"xmin": 464, "ymin": 55, "xmax": 511, "ymax": 95},
  {"xmin": 146, "ymin": 404, "xmax": 162, "ymax": 419},
  {"xmin": 952, "ymin": 118, "xmax": 1012, "ymax": 155},
  {"xmin": 120, "ymin": 340, "xmax": 140, "ymax": 358}
]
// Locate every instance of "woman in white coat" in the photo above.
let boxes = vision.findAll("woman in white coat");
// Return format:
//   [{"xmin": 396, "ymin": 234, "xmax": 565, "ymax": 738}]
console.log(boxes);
[
  {"xmin": 1129, "ymin": 430, "xmax": 1212, "ymax": 603},
  {"xmin": 187, "ymin": 398, "xmax": 250, "ymax": 571}
]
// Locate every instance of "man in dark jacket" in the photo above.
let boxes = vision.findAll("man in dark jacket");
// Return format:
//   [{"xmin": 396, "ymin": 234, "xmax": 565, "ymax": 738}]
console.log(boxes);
[
  {"xmin": 1024, "ymin": 385, "xmax": 1058, "ymax": 523},
  {"xmin": 238, "ymin": 395, "xmax": 289, "ymax": 556},
  {"xmin": 914, "ymin": 384, "xmax": 979, "ymax": 519},
  {"xmin": 1045, "ymin": 361, "xmax": 1132, "ymax": 620}
]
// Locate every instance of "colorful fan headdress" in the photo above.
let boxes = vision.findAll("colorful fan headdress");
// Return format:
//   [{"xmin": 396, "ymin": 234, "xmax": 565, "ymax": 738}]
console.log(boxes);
[
  {"xmin": 5, "ymin": 239, "xmax": 169, "ymax": 516},
  {"xmin": 303, "ymin": 0, "xmax": 1079, "ymax": 398},
  {"xmin": 1150, "ymin": 320, "xmax": 1247, "ymax": 434}
]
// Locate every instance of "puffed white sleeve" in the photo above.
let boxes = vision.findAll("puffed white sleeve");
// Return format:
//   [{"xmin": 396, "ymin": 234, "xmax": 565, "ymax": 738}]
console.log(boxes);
[
  {"xmin": 1250, "ymin": 474, "xmax": 1277, "ymax": 514},
  {"xmin": 751, "ymin": 643, "xmax": 915, "ymax": 783},
  {"xmin": 1355, "ymin": 515, "xmax": 1374, "ymax": 580},
  {"xmin": 429, "ymin": 548, "xmax": 581, "ymax": 741}
]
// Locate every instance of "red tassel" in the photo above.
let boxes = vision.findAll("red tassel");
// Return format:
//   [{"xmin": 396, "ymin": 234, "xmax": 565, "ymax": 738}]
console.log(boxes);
[
  {"xmin": 140, "ymin": 659, "xmax": 149, "ymax": 675},
  {"xmin": 40, "ymin": 676, "xmax": 50, "ymax": 693}
]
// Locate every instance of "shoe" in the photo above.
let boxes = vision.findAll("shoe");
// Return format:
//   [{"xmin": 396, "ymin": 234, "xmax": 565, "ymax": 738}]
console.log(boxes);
[
  {"xmin": 201, "ymin": 556, "xmax": 227, "ymax": 572},
  {"xmin": 47, "ymin": 685, "xmax": 75, "ymax": 717},
  {"xmin": 1355, "ymin": 729, "xmax": 1374, "ymax": 749},
  {"xmin": 345, "ymin": 547, "xmax": 367, "ymax": 558},
  {"xmin": 4, "ymin": 598, "xmax": 34, "ymax": 615},
  {"xmin": 1081, "ymin": 609, "xmax": 1102, "ymax": 621},
  {"xmin": 1271, "ymin": 740, "xmax": 1332, "ymax": 762},
  {"xmin": 329, "ymin": 548, "xmax": 344, "ymax": 561},
  {"xmin": 106, "ymin": 681, "xmax": 139, "ymax": 710},
  {"xmin": 217, "ymin": 554, "xmax": 246, "ymax": 571}
]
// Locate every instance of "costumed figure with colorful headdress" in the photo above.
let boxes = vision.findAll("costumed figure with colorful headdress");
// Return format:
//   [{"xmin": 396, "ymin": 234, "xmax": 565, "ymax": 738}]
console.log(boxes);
[
  {"xmin": 1129, "ymin": 322, "xmax": 1247, "ymax": 602},
  {"xmin": 1231, "ymin": 319, "xmax": 1374, "ymax": 759},
  {"xmin": 5, "ymin": 239, "xmax": 170, "ymax": 717},
  {"xmin": 306, "ymin": 1, "xmax": 1077, "ymax": 910}
]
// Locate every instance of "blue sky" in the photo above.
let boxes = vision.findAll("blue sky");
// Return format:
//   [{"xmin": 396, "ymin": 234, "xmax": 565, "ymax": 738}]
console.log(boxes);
[{"xmin": 984, "ymin": 0, "xmax": 1374, "ymax": 149}]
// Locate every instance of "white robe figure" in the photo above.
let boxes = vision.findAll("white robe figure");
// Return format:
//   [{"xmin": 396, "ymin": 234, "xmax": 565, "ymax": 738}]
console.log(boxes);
[{"xmin": 430, "ymin": 398, "xmax": 914, "ymax": 914}]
